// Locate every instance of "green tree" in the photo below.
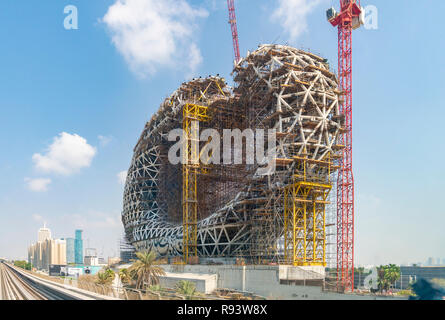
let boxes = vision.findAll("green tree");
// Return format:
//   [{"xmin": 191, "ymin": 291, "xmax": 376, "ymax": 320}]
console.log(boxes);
[
  {"xmin": 105, "ymin": 268, "xmax": 115, "ymax": 281},
  {"xmin": 176, "ymin": 280, "xmax": 197, "ymax": 299},
  {"xmin": 149, "ymin": 284, "xmax": 162, "ymax": 292},
  {"xmin": 386, "ymin": 264, "xmax": 401, "ymax": 290},
  {"xmin": 118, "ymin": 268, "xmax": 131, "ymax": 285},
  {"xmin": 377, "ymin": 264, "xmax": 401, "ymax": 293},
  {"xmin": 129, "ymin": 250, "xmax": 166, "ymax": 289},
  {"xmin": 14, "ymin": 260, "xmax": 31, "ymax": 270},
  {"xmin": 96, "ymin": 269, "xmax": 115, "ymax": 285},
  {"xmin": 377, "ymin": 265, "xmax": 388, "ymax": 293}
]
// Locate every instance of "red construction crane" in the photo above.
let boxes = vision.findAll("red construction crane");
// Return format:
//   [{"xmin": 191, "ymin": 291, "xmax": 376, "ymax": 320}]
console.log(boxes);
[
  {"xmin": 227, "ymin": 0, "xmax": 241, "ymax": 64},
  {"xmin": 327, "ymin": 0, "xmax": 364, "ymax": 292}
]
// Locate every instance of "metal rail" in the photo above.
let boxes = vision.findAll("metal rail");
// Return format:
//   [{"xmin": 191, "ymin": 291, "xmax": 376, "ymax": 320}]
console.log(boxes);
[
  {"xmin": 0, "ymin": 263, "xmax": 47, "ymax": 300},
  {"xmin": 0, "ymin": 263, "xmax": 118, "ymax": 300}
]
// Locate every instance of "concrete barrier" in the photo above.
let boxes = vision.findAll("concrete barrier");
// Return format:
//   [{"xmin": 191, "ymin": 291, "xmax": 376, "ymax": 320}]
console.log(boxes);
[
  {"xmin": 161, "ymin": 264, "xmax": 407, "ymax": 300},
  {"xmin": 159, "ymin": 272, "xmax": 218, "ymax": 294}
]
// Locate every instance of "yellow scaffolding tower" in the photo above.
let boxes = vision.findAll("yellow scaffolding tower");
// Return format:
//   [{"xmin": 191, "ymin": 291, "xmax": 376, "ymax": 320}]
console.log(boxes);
[
  {"xmin": 182, "ymin": 103, "xmax": 210, "ymax": 263},
  {"xmin": 283, "ymin": 156, "xmax": 333, "ymax": 266}
]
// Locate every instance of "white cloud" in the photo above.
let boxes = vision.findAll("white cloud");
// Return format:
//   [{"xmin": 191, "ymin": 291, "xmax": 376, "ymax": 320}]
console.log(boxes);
[
  {"xmin": 117, "ymin": 170, "xmax": 127, "ymax": 185},
  {"xmin": 102, "ymin": 0, "xmax": 208, "ymax": 77},
  {"xmin": 272, "ymin": 0, "xmax": 325, "ymax": 40},
  {"xmin": 358, "ymin": 193, "xmax": 382, "ymax": 210},
  {"xmin": 98, "ymin": 135, "xmax": 113, "ymax": 147},
  {"xmin": 186, "ymin": 43, "xmax": 203, "ymax": 78},
  {"xmin": 25, "ymin": 178, "xmax": 52, "ymax": 192},
  {"xmin": 32, "ymin": 132, "xmax": 97, "ymax": 176},
  {"xmin": 32, "ymin": 214, "xmax": 44, "ymax": 222},
  {"xmin": 203, "ymin": 0, "xmax": 219, "ymax": 11},
  {"xmin": 64, "ymin": 211, "xmax": 121, "ymax": 230}
]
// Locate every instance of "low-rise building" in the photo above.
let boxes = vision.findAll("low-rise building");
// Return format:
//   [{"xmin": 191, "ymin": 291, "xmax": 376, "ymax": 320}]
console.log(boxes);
[
  {"xmin": 108, "ymin": 257, "xmax": 121, "ymax": 266},
  {"xmin": 84, "ymin": 255, "xmax": 99, "ymax": 266}
]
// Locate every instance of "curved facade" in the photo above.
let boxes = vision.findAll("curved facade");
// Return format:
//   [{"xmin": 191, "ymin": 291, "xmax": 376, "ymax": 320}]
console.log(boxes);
[{"xmin": 122, "ymin": 45, "xmax": 343, "ymax": 262}]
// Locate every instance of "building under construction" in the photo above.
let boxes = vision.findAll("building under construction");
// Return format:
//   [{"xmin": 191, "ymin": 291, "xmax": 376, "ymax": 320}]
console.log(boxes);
[{"xmin": 122, "ymin": 44, "xmax": 344, "ymax": 269}]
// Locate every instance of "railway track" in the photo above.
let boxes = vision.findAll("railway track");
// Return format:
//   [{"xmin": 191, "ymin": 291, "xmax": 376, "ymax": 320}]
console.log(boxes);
[
  {"xmin": 0, "ymin": 263, "xmax": 47, "ymax": 300},
  {"xmin": 0, "ymin": 262, "xmax": 120, "ymax": 300}
]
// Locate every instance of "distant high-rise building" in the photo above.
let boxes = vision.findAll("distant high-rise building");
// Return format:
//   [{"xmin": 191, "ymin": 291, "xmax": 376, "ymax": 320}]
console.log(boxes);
[
  {"xmin": 28, "ymin": 238, "xmax": 67, "ymax": 270},
  {"xmin": 120, "ymin": 235, "xmax": 136, "ymax": 263},
  {"xmin": 49, "ymin": 239, "xmax": 67, "ymax": 268},
  {"xmin": 74, "ymin": 229, "xmax": 83, "ymax": 264},
  {"xmin": 427, "ymin": 257, "xmax": 435, "ymax": 266},
  {"xmin": 38, "ymin": 223, "xmax": 51, "ymax": 242},
  {"xmin": 65, "ymin": 238, "xmax": 75, "ymax": 264}
]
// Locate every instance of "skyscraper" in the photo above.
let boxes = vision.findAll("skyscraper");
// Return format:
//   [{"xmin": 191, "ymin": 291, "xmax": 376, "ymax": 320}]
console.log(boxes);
[
  {"xmin": 119, "ymin": 234, "xmax": 136, "ymax": 263},
  {"xmin": 65, "ymin": 238, "xmax": 75, "ymax": 264},
  {"xmin": 38, "ymin": 223, "xmax": 51, "ymax": 242},
  {"xmin": 427, "ymin": 257, "xmax": 435, "ymax": 266},
  {"xmin": 74, "ymin": 229, "xmax": 83, "ymax": 264},
  {"xmin": 28, "ymin": 229, "xmax": 66, "ymax": 270}
]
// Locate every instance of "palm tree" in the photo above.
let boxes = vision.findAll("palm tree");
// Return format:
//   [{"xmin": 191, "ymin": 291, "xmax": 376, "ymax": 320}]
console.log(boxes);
[
  {"xmin": 176, "ymin": 280, "xmax": 197, "ymax": 299},
  {"xmin": 386, "ymin": 264, "xmax": 401, "ymax": 290},
  {"xmin": 105, "ymin": 268, "xmax": 116, "ymax": 281},
  {"xmin": 129, "ymin": 250, "xmax": 166, "ymax": 289},
  {"xmin": 96, "ymin": 270, "xmax": 114, "ymax": 285},
  {"xmin": 376, "ymin": 264, "xmax": 401, "ymax": 293},
  {"xmin": 377, "ymin": 265, "xmax": 388, "ymax": 293},
  {"xmin": 119, "ymin": 268, "xmax": 131, "ymax": 285}
]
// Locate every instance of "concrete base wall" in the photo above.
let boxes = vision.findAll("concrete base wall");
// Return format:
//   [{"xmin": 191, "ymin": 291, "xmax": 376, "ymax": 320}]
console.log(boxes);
[
  {"xmin": 159, "ymin": 272, "xmax": 218, "ymax": 294},
  {"xmin": 161, "ymin": 264, "xmax": 405, "ymax": 300},
  {"xmin": 279, "ymin": 265, "xmax": 325, "ymax": 280}
]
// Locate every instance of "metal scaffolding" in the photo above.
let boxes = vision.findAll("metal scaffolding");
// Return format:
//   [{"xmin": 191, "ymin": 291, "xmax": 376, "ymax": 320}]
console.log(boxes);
[
  {"xmin": 182, "ymin": 103, "xmax": 210, "ymax": 263},
  {"xmin": 122, "ymin": 45, "xmax": 345, "ymax": 268},
  {"xmin": 283, "ymin": 156, "xmax": 335, "ymax": 266}
]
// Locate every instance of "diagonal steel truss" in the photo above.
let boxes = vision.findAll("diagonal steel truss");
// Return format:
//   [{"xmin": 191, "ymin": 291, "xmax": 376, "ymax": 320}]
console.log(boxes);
[{"xmin": 122, "ymin": 45, "xmax": 345, "ymax": 265}]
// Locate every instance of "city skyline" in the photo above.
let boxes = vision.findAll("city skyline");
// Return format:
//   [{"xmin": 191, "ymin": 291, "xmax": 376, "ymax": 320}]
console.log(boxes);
[
  {"xmin": 26, "ymin": 223, "xmax": 112, "ymax": 263},
  {"xmin": 24, "ymin": 221, "xmax": 445, "ymax": 269},
  {"xmin": 0, "ymin": 1, "xmax": 444, "ymax": 266}
]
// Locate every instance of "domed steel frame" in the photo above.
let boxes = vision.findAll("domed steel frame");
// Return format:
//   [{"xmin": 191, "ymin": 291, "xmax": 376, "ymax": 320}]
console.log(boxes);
[{"xmin": 122, "ymin": 45, "xmax": 343, "ymax": 263}]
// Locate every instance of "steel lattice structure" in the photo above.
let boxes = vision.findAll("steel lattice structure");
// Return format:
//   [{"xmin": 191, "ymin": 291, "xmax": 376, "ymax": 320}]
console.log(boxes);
[
  {"xmin": 182, "ymin": 103, "xmax": 210, "ymax": 262},
  {"xmin": 122, "ymin": 45, "xmax": 345, "ymax": 265}
]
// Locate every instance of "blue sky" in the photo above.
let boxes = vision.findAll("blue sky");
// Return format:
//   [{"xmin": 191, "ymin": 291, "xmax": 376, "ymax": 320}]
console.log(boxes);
[{"xmin": 0, "ymin": 0, "xmax": 443, "ymax": 265}]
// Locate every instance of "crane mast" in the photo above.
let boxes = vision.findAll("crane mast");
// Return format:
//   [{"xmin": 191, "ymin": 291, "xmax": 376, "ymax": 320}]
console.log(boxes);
[
  {"xmin": 225, "ymin": 0, "xmax": 363, "ymax": 292},
  {"xmin": 227, "ymin": 0, "xmax": 241, "ymax": 64},
  {"xmin": 327, "ymin": 0, "xmax": 363, "ymax": 292}
]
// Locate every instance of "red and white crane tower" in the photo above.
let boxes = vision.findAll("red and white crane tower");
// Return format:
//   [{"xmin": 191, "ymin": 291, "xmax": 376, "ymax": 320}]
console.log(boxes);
[
  {"xmin": 227, "ymin": 0, "xmax": 241, "ymax": 64},
  {"xmin": 327, "ymin": 0, "xmax": 364, "ymax": 292},
  {"xmin": 226, "ymin": 0, "xmax": 364, "ymax": 293}
]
